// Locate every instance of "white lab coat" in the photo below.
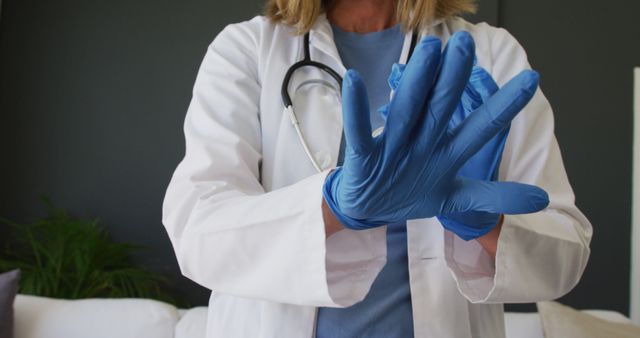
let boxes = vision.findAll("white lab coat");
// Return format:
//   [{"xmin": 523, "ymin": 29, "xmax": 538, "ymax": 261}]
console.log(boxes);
[{"xmin": 162, "ymin": 13, "xmax": 592, "ymax": 338}]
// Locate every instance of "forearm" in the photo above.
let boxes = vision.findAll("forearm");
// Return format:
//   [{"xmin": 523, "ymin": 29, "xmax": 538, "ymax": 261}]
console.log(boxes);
[
  {"xmin": 475, "ymin": 214, "xmax": 504, "ymax": 259},
  {"xmin": 323, "ymin": 197, "xmax": 345, "ymax": 238}
]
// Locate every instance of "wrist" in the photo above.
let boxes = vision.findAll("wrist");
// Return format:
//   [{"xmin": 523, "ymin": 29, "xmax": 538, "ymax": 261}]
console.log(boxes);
[
  {"xmin": 322, "ymin": 197, "xmax": 345, "ymax": 238},
  {"xmin": 475, "ymin": 214, "xmax": 504, "ymax": 259}
]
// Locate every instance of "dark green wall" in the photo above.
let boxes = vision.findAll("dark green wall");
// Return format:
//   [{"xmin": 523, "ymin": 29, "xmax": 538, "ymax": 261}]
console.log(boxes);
[
  {"xmin": 0, "ymin": 0, "xmax": 265, "ymax": 306},
  {"xmin": 0, "ymin": 0, "xmax": 637, "ymax": 312},
  {"xmin": 498, "ymin": 0, "xmax": 640, "ymax": 314}
]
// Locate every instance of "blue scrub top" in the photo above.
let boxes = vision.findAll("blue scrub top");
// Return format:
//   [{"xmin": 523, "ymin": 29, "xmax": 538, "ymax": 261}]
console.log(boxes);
[{"xmin": 315, "ymin": 23, "xmax": 414, "ymax": 338}]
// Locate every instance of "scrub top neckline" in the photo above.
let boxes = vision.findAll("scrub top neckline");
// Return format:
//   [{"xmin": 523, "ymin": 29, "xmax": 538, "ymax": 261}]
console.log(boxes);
[{"xmin": 330, "ymin": 23, "xmax": 403, "ymax": 47}]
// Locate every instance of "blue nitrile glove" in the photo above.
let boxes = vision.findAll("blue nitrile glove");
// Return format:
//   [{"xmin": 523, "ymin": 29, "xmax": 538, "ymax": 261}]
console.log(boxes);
[
  {"xmin": 438, "ymin": 64, "xmax": 509, "ymax": 240},
  {"xmin": 322, "ymin": 31, "xmax": 549, "ymax": 231},
  {"xmin": 384, "ymin": 60, "xmax": 508, "ymax": 240}
]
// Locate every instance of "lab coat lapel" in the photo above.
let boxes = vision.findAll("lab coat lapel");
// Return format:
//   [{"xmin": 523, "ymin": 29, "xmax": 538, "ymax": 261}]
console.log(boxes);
[
  {"xmin": 308, "ymin": 14, "xmax": 344, "ymax": 72},
  {"xmin": 307, "ymin": 14, "xmax": 419, "ymax": 168},
  {"xmin": 289, "ymin": 14, "xmax": 343, "ymax": 171}
]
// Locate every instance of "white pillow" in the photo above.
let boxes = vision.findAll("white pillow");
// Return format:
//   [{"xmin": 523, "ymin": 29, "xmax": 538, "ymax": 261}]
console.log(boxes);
[
  {"xmin": 538, "ymin": 301, "xmax": 640, "ymax": 338},
  {"xmin": 504, "ymin": 312, "xmax": 545, "ymax": 338},
  {"xmin": 14, "ymin": 294, "xmax": 179, "ymax": 338},
  {"xmin": 175, "ymin": 307, "xmax": 208, "ymax": 338},
  {"xmin": 504, "ymin": 309, "xmax": 632, "ymax": 338},
  {"xmin": 582, "ymin": 309, "xmax": 632, "ymax": 324}
]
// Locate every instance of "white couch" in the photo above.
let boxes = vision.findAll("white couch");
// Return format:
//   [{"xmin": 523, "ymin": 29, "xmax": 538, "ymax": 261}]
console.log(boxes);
[
  {"xmin": 13, "ymin": 294, "xmax": 630, "ymax": 338},
  {"xmin": 14, "ymin": 295, "xmax": 207, "ymax": 338}
]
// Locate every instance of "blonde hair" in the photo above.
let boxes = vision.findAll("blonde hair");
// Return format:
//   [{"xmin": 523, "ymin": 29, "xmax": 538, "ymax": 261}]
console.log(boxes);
[{"xmin": 264, "ymin": 0, "xmax": 476, "ymax": 34}]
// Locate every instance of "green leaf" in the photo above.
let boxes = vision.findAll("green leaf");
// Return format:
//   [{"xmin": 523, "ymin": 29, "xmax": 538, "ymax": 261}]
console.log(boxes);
[{"xmin": 0, "ymin": 198, "xmax": 177, "ymax": 304}]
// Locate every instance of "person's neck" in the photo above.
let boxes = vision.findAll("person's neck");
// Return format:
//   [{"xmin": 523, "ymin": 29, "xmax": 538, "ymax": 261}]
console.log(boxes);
[{"xmin": 327, "ymin": 0, "xmax": 398, "ymax": 33}]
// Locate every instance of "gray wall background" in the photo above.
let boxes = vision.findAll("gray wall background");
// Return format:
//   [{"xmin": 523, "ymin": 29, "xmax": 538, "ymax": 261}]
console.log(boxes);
[{"xmin": 0, "ymin": 0, "xmax": 638, "ymax": 312}]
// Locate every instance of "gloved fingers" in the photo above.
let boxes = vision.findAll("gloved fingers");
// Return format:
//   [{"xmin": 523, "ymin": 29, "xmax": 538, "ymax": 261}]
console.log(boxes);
[
  {"xmin": 445, "ymin": 65, "xmax": 498, "ymax": 136},
  {"xmin": 383, "ymin": 36, "xmax": 441, "ymax": 153},
  {"xmin": 489, "ymin": 127, "xmax": 510, "ymax": 180},
  {"xmin": 414, "ymin": 32, "xmax": 475, "ymax": 155},
  {"xmin": 455, "ymin": 126, "xmax": 510, "ymax": 181},
  {"xmin": 468, "ymin": 65, "xmax": 499, "ymax": 103},
  {"xmin": 341, "ymin": 70, "xmax": 373, "ymax": 155},
  {"xmin": 444, "ymin": 70, "xmax": 539, "ymax": 170},
  {"xmin": 387, "ymin": 63, "xmax": 406, "ymax": 92},
  {"xmin": 442, "ymin": 177, "xmax": 549, "ymax": 215},
  {"xmin": 438, "ymin": 215, "xmax": 498, "ymax": 241}
]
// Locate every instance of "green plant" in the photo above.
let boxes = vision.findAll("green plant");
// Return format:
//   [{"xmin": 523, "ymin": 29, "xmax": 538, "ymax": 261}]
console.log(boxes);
[{"xmin": 0, "ymin": 198, "xmax": 175, "ymax": 304}]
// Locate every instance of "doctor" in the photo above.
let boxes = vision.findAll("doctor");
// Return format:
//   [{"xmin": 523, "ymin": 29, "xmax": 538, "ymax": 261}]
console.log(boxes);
[{"xmin": 162, "ymin": 0, "xmax": 593, "ymax": 337}]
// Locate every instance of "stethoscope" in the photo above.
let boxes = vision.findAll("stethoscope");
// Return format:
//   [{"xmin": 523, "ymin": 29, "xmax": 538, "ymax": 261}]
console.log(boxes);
[{"xmin": 281, "ymin": 32, "xmax": 419, "ymax": 172}]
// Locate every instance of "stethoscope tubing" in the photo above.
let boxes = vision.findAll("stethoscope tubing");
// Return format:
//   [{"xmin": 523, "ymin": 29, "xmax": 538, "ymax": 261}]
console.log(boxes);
[
  {"xmin": 282, "ymin": 30, "xmax": 419, "ymax": 173},
  {"xmin": 281, "ymin": 34, "xmax": 344, "ymax": 108}
]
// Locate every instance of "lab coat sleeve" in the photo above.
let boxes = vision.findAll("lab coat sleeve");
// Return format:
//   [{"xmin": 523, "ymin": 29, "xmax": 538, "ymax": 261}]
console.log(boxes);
[
  {"xmin": 443, "ymin": 26, "xmax": 593, "ymax": 303},
  {"xmin": 162, "ymin": 20, "xmax": 386, "ymax": 308}
]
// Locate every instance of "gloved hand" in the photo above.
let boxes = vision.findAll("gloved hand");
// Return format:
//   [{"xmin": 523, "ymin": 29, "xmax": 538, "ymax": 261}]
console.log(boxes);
[
  {"xmin": 384, "ymin": 60, "xmax": 508, "ymax": 240},
  {"xmin": 438, "ymin": 64, "xmax": 508, "ymax": 240},
  {"xmin": 322, "ymin": 31, "xmax": 549, "ymax": 230}
]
